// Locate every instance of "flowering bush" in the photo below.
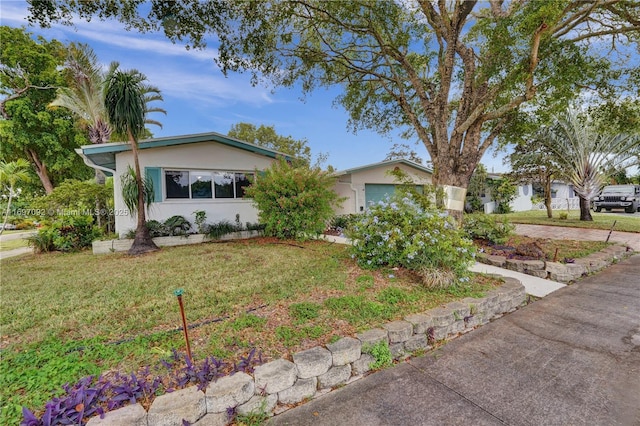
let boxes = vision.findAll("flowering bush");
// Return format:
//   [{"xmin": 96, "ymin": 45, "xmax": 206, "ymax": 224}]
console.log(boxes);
[{"xmin": 346, "ymin": 194, "xmax": 475, "ymax": 288}]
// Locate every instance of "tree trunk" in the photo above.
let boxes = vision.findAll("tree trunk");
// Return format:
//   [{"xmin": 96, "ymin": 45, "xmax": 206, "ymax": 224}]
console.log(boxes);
[
  {"xmin": 0, "ymin": 192, "xmax": 14, "ymax": 236},
  {"xmin": 579, "ymin": 195, "xmax": 593, "ymax": 221},
  {"xmin": 544, "ymin": 178, "xmax": 553, "ymax": 218},
  {"xmin": 27, "ymin": 149, "xmax": 54, "ymax": 194},
  {"xmin": 127, "ymin": 130, "xmax": 158, "ymax": 255},
  {"xmin": 432, "ymin": 151, "xmax": 476, "ymax": 224}
]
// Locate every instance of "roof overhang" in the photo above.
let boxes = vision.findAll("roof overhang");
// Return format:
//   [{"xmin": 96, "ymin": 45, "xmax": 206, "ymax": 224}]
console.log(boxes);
[
  {"xmin": 77, "ymin": 131, "xmax": 294, "ymax": 174},
  {"xmin": 333, "ymin": 159, "xmax": 433, "ymax": 177}
]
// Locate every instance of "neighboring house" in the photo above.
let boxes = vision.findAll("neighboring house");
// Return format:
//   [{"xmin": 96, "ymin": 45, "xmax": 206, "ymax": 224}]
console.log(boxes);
[
  {"xmin": 480, "ymin": 173, "xmax": 577, "ymax": 213},
  {"xmin": 532, "ymin": 181, "xmax": 579, "ymax": 211},
  {"xmin": 76, "ymin": 132, "xmax": 291, "ymax": 237},
  {"xmin": 332, "ymin": 159, "xmax": 433, "ymax": 215}
]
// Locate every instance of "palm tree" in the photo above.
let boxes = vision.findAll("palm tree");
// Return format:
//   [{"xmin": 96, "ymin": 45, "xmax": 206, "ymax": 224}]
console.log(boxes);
[
  {"xmin": 105, "ymin": 69, "xmax": 165, "ymax": 254},
  {"xmin": 0, "ymin": 159, "xmax": 32, "ymax": 235},
  {"xmin": 541, "ymin": 109, "xmax": 640, "ymax": 221}
]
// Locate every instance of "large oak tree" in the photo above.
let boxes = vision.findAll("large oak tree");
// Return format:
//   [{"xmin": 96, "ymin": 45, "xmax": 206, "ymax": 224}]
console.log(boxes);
[{"xmin": 29, "ymin": 1, "xmax": 640, "ymax": 217}]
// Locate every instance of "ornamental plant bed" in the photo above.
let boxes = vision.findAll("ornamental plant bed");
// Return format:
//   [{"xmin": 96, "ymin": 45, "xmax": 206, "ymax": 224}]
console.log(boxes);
[
  {"xmin": 1, "ymin": 238, "xmax": 501, "ymax": 425},
  {"xmin": 474, "ymin": 235, "xmax": 611, "ymax": 263}
]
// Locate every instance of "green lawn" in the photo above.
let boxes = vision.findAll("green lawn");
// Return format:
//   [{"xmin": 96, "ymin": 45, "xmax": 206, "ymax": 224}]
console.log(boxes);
[
  {"xmin": 0, "ymin": 238, "xmax": 29, "ymax": 252},
  {"xmin": 495, "ymin": 210, "xmax": 640, "ymax": 233},
  {"xmin": 0, "ymin": 239, "xmax": 499, "ymax": 425}
]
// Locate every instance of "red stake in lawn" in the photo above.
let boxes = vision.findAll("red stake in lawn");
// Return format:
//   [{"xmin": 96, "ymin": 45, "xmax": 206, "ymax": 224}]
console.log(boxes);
[{"xmin": 174, "ymin": 288, "xmax": 193, "ymax": 363}]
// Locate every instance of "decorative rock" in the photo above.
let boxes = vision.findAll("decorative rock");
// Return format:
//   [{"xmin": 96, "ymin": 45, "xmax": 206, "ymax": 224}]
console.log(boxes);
[
  {"xmin": 565, "ymin": 262, "xmax": 587, "ymax": 277},
  {"xmin": 382, "ymin": 321, "xmax": 413, "ymax": 343},
  {"xmin": 448, "ymin": 321, "xmax": 465, "ymax": 335},
  {"xmin": 148, "ymin": 386, "xmax": 206, "ymax": 426},
  {"xmin": 206, "ymin": 372, "xmax": 254, "ymax": 413},
  {"xmin": 318, "ymin": 365, "xmax": 351, "ymax": 389},
  {"xmin": 545, "ymin": 262, "xmax": 573, "ymax": 282},
  {"xmin": 390, "ymin": 342, "xmax": 408, "ymax": 360},
  {"xmin": 523, "ymin": 260, "xmax": 545, "ymax": 271},
  {"xmin": 293, "ymin": 346, "xmax": 332, "ymax": 378},
  {"xmin": 444, "ymin": 301, "xmax": 470, "ymax": 320},
  {"xmin": 86, "ymin": 403, "xmax": 147, "ymax": 426},
  {"xmin": 278, "ymin": 377, "xmax": 317, "ymax": 404},
  {"xmin": 432, "ymin": 326, "xmax": 449, "ymax": 340},
  {"xmin": 485, "ymin": 254, "xmax": 506, "ymax": 267},
  {"xmin": 356, "ymin": 328, "xmax": 388, "ymax": 348},
  {"xmin": 404, "ymin": 312, "xmax": 433, "ymax": 334},
  {"xmin": 351, "ymin": 354, "xmax": 375, "ymax": 375},
  {"xmin": 253, "ymin": 359, "xmax": 297, "ymax": 394},
  {"xmin": 236, "ymin": 394, "xmax": 278, "ymax": 417},
  {"xmin": 429, "ymin": 308, "xmax": 455, "ymax": 327},
  {"xmin": 193, "ymin": 412, "xmax": 230, "ymax": 426},
  {"xmin": 403, "ymin": 334, "xmax": 430, "ymax": 352},
  {"xmin": 326, "ymin": 337, "xmax": 361, "ymax": 366},
  {"xmin": 505, "ymin": 258, "xmax": 525, "ymax": 272}
]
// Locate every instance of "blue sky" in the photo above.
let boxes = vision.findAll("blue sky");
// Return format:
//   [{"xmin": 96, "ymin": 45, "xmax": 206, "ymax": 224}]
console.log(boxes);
[{"xmin": 1, "ymin": 1, "xmax": 511, "ymax": 172}]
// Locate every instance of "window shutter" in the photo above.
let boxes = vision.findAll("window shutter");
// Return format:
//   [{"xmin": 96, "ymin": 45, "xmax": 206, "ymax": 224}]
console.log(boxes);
[{"xmin": 145, "ymin": 167, "xmax": 163, "ymax": 202}]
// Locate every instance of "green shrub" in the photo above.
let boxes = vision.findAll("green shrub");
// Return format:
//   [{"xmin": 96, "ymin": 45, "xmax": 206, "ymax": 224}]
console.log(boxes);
[
  {"xmin": 328, "ymin": 214, "xmax": 358, "ymax": 234},
  {"xmin": 558, "ymin": 212, "xmax": 568, "ymax": 220},
  {"xmin": 27, "ymin": 229, "xmax": 56, "ymax": 253},
  {"xmin": 163, "ymin": 215, "xmax": 191, "ymax": 236},
  {"xmin": 30, "ymin": 179, "xmax": 114, "ymax": 233},
  {"xmin": 463, "ymin": 213, "xmax": 515, "ymax": 245},
  {"xmin": 244, "ymin": 159, "xmax": 342, "ymax": 240},
  {"xmin": 362, "ymin": 340, "xmax": 393, "ymax": 370},
  {"xmin": 346, "ymin": 194, "xmax": 475, "ymax": 288},
  {"xmin": 205, "ymin": 220, "xmax": 243, "ymax": 239},
  {"xmin": 28, "ymin": 216, "xmax": 102, "ymax": 252}
]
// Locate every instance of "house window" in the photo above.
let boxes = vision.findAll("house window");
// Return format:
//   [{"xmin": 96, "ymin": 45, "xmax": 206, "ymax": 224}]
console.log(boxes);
[
  {"xmin": 190, "ymin": 172, "xmax": 212, "ymax": 199},
  {"xmin": 569, "ymin": 185, "xmax": 575, "ymax": 198},
  {"xmin": 165, "ymin": 170, "xmax": 253, "ymax": 200},
  {"xmin": 165, "ymin": 170, "xmax": 190, "ymax": 199},
  {"xmin": 235, "ymin": 173, "xmax": 253, "ymax": 198},
  {"xmin": 214, "ymin": 172, "xmax": 235, "ymax": 198}
]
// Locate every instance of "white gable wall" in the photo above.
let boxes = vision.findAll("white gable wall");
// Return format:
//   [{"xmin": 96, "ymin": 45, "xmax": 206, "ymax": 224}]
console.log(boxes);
[
  {"xmin": 333, "ymin": 164, "xmax": 432, "ymax": 215},
  {"xmin": 113, "ymin": 142, "xmax": 275, "ymax": 236}
]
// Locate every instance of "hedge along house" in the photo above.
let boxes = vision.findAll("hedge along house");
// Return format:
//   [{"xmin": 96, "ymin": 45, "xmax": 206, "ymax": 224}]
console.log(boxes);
[
  {"xmin": 76, "ymin": 132, "xmax": 292, "ymax": 237},
  {"xmin": 332, "ymin": 159, "xmax": 433, "ymax": 215}
]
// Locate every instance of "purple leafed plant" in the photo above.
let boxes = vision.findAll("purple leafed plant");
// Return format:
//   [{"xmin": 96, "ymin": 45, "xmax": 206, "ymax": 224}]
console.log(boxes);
[
  {"xmin": 21, "ymin": 376, "xmax": 108, "ymax": 426},
  {"xmin": 22, "ymin": 347, "xmax": 264, "ymax": 425}
]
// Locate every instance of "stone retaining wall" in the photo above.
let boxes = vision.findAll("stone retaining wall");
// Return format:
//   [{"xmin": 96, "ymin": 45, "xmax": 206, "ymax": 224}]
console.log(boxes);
[
  {"xmin": 477, "ymin": 244, "xmax": 631, "ymax": 283},
  {"xmin": 92, "ymin": 231, "xmax": 262, "ymax": 254},
  {"xmin": 87, "ymin": 278, "xmax": 526, "ymax": 425}
]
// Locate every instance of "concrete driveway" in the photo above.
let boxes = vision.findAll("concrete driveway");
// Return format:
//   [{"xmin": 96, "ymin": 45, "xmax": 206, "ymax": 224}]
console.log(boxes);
[{"xmin": 269, "ymin": 255, "xmax": 640, "ymax": 426}]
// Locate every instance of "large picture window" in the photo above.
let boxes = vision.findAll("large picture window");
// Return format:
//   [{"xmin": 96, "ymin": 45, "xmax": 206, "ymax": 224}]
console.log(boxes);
[{"xmin": 165, "ymin": 170, "xmax": 253, "ymax": 200}]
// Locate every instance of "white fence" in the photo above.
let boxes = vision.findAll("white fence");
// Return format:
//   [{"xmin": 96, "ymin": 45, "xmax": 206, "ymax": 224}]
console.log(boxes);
[{"xmin": 532, "ymin": 198, "xmax": 580, "ymax": 211}]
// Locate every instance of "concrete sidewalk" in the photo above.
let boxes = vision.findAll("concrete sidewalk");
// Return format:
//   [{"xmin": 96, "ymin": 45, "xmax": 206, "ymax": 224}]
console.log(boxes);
[
  {"xmin": 470, "ymin": 262, "xmax": 565, "ymax": 298},
  {"xmin": 269, "ymin": 254, "xmax": 640, "ymax": 426}
]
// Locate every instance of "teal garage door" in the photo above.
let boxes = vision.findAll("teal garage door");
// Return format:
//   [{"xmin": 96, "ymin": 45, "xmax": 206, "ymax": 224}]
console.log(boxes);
[
  {"xmin": 365, "ymin": 184, "xmax": 397, "ymax": 207},
  {"xmin": 364, "ymin": 184, "xmax": 425, "ymax": 208}
]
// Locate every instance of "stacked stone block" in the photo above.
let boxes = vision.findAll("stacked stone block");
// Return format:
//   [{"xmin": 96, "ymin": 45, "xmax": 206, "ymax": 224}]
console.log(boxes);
[{"xmin": 477, "ymin": 244, "xmax": 631, "ymax": 283}]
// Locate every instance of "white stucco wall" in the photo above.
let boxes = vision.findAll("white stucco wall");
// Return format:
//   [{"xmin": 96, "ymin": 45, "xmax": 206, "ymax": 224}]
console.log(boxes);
[
  {"xmin": 113, "ymin": 142, "xmax": 276, "ymax": 236},
  {"xmin": 332, "ymin": 164, "xmax": 432, "ymax": 215},
  {"xmin": 510, "ymin": 183, "xmax": 534, "ymax": 212}
]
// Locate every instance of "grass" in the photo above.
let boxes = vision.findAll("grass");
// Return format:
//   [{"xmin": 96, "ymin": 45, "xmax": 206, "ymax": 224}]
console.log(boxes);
[
  {"xmin": 0, "ymin": 238, "xmax": 500, "ymax": 425},
  {"xmin": 496, "ymin": 210, "xmax": 640, "ymax": 233},
  {"xmin": 0, "ymin": 238, "xmax": 29, "ymax": 252}
]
